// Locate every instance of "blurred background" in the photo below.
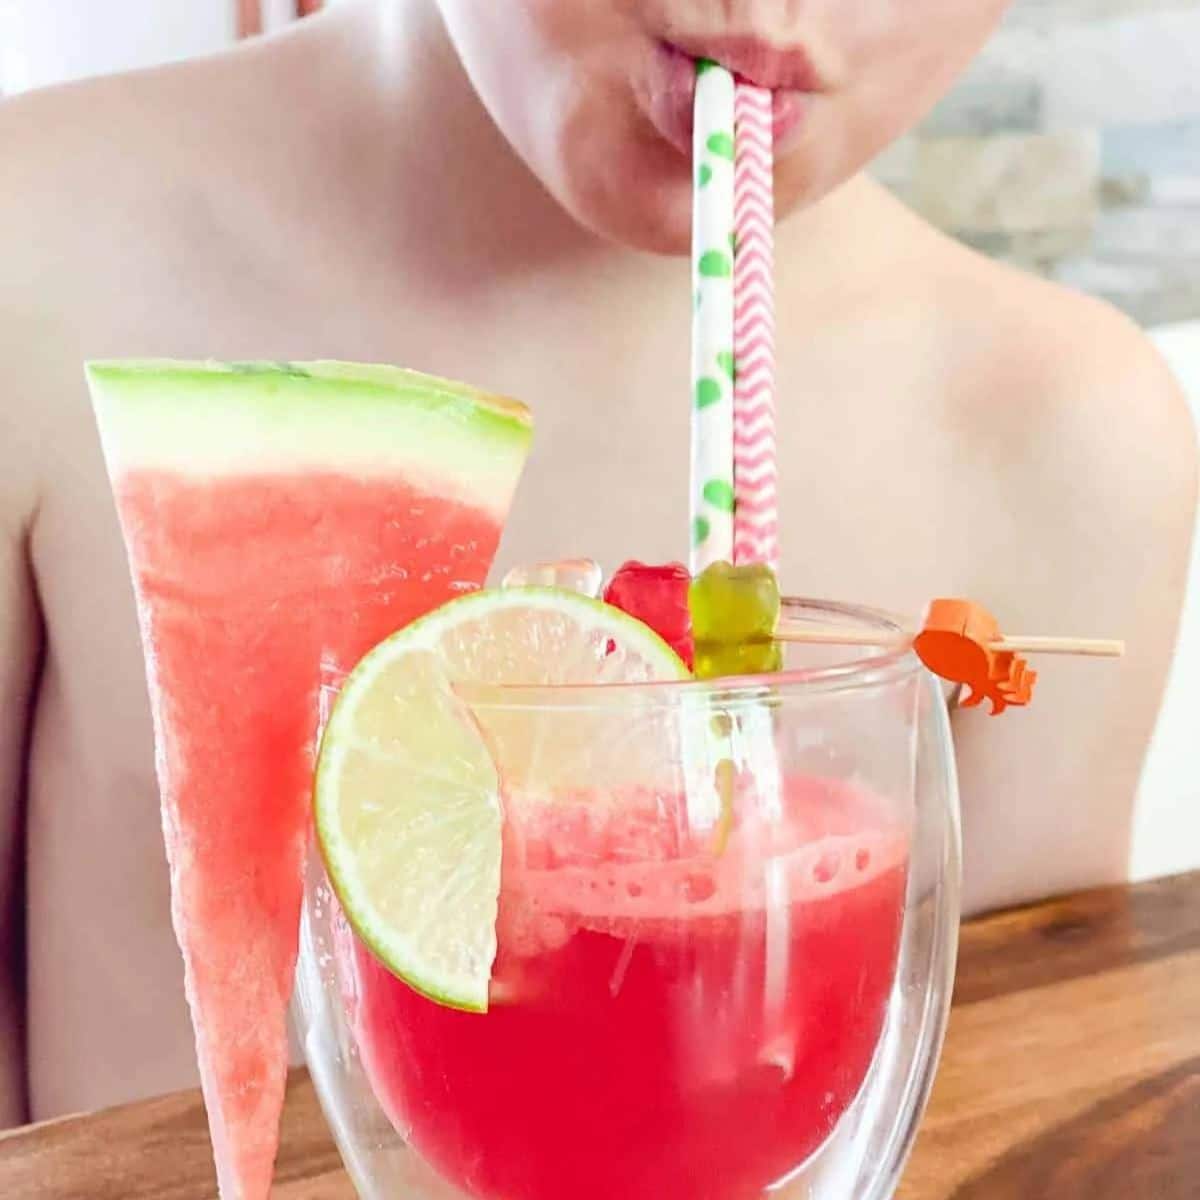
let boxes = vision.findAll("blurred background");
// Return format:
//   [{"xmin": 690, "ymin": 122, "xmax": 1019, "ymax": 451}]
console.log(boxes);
[{"xmin": 0, "ymin": 0, "xmax": 1197, "ymax": 879}]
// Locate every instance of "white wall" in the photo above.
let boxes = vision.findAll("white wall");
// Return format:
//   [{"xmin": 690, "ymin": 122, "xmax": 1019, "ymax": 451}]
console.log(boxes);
[
  {"xmin": 0, "ymin": 0, "xmax": 309, "ymax": 95},
  {"xmin": 1133, "ymin": 322, "xmax": 1200, "ymax": 881}
]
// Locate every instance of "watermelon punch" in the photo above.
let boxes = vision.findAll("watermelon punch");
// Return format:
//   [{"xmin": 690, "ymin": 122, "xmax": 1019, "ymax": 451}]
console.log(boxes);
[{"xmin": 296, "ymin": 593, "xmax": 962, "ymax": 1200}]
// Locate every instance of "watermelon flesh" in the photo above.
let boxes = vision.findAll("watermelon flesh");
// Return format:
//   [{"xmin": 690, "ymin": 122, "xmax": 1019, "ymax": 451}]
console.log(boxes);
[{"xmin": 87, "ymin": 362, "xmax": 531, "ymax": 1199}]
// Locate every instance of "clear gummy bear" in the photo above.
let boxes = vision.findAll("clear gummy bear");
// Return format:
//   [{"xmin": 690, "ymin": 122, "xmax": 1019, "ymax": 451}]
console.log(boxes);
[{"xmin": 501, "ymin": 558, "xmax": 603, "ymax": 598}]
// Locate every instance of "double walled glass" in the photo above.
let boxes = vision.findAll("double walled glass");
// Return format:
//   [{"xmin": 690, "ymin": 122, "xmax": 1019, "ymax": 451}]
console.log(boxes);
[{"xmin": 294, "ymin": 599, "xmax": 961, "ymax": 1199}]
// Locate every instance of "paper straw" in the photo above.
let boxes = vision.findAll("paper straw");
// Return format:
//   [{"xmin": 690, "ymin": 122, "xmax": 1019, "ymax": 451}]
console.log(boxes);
[
  {"xmin": 690, "ymin": 60, "xmax": 737, "ymax": 575},
  {"xmin": 730, "ymin": 86, "xmax": 783, "ymax": 857},
  {"xmin": 732, "ymin": 84, "xmax": 779, "ymax": 571},
  {"xmin": 686, "ymin": 67, "xmax": 783, "ymax": 859},
  {"xmin": 685, "ymin": 61, "xmax": 736, "ymax": 843}
]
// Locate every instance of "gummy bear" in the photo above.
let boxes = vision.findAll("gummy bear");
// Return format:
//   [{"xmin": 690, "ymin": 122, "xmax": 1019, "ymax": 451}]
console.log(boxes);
[
  {"xmin": 501, "ymin": 558, "xmax": 602, "ymax": 598},
  {"xmin": 603, "ymin": 561, "xmax": 694, "ymax": 670},
  {"xmin": 689, "ymin": 561, "xmax": 782, "ymax": 680}
]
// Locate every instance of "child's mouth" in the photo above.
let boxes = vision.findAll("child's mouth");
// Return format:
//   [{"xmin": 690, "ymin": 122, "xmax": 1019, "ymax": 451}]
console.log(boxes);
[
  {"xmin": 667, "ymin": 35, "xmax": 829, "ymax": 94},
  {"xmin": 636, "ymin": 41, "xmax": 815, "ymax": 158}
]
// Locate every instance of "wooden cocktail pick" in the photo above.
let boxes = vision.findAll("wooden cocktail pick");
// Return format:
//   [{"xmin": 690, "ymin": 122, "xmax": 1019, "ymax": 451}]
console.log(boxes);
[{"xmin": 774, "ymin": 598, "xmax": 1124, "ymax": 715}]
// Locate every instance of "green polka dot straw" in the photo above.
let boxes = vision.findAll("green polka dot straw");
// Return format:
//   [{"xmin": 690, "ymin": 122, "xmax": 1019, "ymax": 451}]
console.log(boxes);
[{"xmin": 690, "ymin": 59, "xmax": 737, "ymax": 574}]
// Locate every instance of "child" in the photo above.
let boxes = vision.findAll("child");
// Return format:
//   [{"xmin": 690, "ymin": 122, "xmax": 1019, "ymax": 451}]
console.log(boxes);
[{"xmin": 0, "ymin": 0, "xmax": 1193, "ymax": 1127}]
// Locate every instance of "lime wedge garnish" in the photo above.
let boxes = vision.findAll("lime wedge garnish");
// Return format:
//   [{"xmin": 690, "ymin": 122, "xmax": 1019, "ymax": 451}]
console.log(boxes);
[{"xmin": 314, "ymin": 587, "xmax": 690, "ymax": 1011}]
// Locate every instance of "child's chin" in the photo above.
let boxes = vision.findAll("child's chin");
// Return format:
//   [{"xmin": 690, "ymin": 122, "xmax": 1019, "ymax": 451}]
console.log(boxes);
[
  {"xmin": 564, "ymin": 168, "xmax": 694, "ymax": 258},
  {"xmin": 599, "ymin": 210, "xmax": 692, "ymax": 258}
]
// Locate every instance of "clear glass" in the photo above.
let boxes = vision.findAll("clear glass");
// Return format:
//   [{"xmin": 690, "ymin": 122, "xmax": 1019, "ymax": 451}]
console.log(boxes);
[{"xmin": 294, "ymin": 598, "xmax": 961, "ymax": 1200}]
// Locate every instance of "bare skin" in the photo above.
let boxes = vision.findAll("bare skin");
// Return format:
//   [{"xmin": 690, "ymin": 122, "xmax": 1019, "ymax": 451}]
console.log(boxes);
[{"xmin": 0, "ymin": 0, "xmax": 1194, "ymax": 1126}]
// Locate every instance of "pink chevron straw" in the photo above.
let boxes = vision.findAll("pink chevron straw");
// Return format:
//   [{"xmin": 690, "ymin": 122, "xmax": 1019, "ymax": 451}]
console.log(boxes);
[{"xmin": 732, "ymin": 84, "xmax": 779, "ymax": 571}]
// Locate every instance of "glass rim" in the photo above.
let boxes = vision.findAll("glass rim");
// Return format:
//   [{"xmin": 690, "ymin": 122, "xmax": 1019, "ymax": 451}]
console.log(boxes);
[{"xmin": 451, "ymin": 596, "xmax": 920, "ymax": 710}]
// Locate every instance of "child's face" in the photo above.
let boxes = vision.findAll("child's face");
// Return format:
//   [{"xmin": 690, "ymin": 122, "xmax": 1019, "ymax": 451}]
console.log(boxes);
[{"xmin": 436, "ymin": 0, "xmax": 1011, "ymax": 253}]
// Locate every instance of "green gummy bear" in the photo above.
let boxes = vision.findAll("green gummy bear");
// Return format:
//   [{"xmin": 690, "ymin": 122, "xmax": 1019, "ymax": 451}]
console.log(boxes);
[
  {"xmin": 693, "ymin": 639, "xmax": 783, "ymax": 681},
  {"xmin": 689, "ymin": 562, "xmax": 783, "ymax": 680},
  {"xmin": 690, "ymin": 561, "xmax": 780, "ymax": 641}
]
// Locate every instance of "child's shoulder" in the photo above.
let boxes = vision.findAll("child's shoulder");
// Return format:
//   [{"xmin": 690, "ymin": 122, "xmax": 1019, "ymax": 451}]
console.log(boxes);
[
  {"xmin": 898, "ymin": 225, "xmax": 1194, "ymax": 913},
  {"xmin": 919, "ymin": 225, "xmax": 1195, "ymax": 530},
  {"xmin": 0, "ymin": 73, "xmax": 177, "ymax": 519},
  {"xmin": 0, "ymin": 59, "xmax": 220, "ymax": 359},
  {"xmin": 0, "ymin": 43, "xmax": 313, "ymax": 508},
  {"xmin": 940, "ymin": 234, "xmax": 1178, "ymax": 392},
  {"xmin": 0, "ymin": 44, "xmax": 282, "ymax": 284}
]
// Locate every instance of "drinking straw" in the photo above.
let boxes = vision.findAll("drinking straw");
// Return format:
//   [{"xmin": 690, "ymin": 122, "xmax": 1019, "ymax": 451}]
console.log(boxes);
[
  {"xmin": 690, "ymin": 60, "xmax": 738, "ymax": 575},
  {"xmin": 731, "ymin": 84, "xmax": 779, "ymax": 571},
  {"xmin": 685, "ymin": 61, "xmax": 737, "ymax": 841},
  {"xmin": 727, "ymin": 92, "xmax": 786, "ymax": 974}
]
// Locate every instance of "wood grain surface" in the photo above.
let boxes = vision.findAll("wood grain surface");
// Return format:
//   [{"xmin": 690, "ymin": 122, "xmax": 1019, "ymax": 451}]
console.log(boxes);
[{"xmin": 3, "ymin": 871, "xmax": 1197, "ymax": 1199}]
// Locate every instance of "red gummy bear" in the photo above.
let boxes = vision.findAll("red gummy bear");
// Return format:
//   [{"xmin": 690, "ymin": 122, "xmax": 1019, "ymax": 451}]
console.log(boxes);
[{"xmin": 603, "ymin": 561, "xmax": 695, "ymax": 671}]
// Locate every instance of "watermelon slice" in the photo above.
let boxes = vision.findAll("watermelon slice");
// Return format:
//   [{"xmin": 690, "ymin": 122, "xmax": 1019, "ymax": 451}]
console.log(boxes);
[{"xmin": 87, "ymin": 361, "xmax": 531, "ymax": 1199}]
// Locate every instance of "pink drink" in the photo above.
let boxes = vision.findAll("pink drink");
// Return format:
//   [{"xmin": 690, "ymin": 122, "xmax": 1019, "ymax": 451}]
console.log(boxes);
[{"xmin": 341, "ymin": 775, "xmax": 908, "ymax": 1200}]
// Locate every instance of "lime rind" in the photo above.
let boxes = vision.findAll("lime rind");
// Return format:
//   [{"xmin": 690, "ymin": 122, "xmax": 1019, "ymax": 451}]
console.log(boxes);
[{"xmin": 316, "ymin": 648, "xmax": 501, "ymax": 1013}]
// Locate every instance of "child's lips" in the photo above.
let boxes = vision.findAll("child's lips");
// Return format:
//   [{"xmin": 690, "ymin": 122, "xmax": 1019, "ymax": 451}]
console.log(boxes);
[
  {"xmin": 636, "ymin": 40, "xmax": 815, "ymax": 159},
  {"xmin": 669, "ymin": 34, "xmax": 830, "ymax": 94}
]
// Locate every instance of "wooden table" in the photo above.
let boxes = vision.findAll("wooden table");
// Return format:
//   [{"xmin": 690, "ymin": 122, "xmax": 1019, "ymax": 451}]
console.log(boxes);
[{"xmin": 3, "ymin": 871, "xmax": 1198, "ymax": 1198}]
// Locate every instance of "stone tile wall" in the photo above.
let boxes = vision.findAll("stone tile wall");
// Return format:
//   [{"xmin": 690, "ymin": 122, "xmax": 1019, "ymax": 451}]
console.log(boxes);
[{"xmin": 874, "ymin": 0, "xmax": 1200, "ymax": 327}]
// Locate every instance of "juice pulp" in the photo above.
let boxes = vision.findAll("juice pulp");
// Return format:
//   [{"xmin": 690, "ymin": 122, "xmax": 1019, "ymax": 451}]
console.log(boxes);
[{"xmin": 345, "ymin": 775, "xmax": 908, "ymax": 1200}]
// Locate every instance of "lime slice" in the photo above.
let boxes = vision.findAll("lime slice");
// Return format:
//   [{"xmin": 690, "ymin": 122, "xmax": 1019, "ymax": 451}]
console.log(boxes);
[{"xmin": 314, "ymin": 587, "xmax": 690, "ymax": 1011}]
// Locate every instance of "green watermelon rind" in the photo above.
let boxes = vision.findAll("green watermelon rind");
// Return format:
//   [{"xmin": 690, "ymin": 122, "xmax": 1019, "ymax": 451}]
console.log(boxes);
[{"xmin": 86, "ymin": 360, "xmax": 532, "ymax": 516}]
